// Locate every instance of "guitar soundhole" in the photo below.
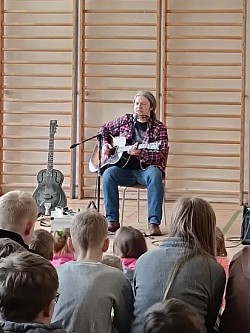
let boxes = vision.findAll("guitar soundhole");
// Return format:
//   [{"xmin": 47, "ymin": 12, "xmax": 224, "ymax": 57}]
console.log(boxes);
[
  {"xmin": 44, "ymin": 193, "xmax": 53, "ymax": 200},
  {"xmin": 110, "ymin": 147, "xmax": 116, "ymax": 156}
]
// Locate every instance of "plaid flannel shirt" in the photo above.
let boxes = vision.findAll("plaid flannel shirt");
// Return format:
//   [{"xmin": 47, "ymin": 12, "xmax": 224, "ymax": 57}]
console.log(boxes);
[{"xmin": 98, "ymin": 114, "xmax": 169, "ymax": 177}]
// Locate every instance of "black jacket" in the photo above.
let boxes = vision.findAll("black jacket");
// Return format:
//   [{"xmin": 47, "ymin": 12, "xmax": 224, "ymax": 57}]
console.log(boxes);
[{"xmin": 0, "ymin": 229, "xmax": 30, "ymax": 250}]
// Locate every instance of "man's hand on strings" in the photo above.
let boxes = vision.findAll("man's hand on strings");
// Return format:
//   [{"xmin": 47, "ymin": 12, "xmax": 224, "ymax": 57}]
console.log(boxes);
[
  {"xmin": 102, "ymin": 143, "xmax": 113, "ymax": 158},
  {"xmin": 128, "ymin": 143, "xmax": 140, "ymax": 156}
]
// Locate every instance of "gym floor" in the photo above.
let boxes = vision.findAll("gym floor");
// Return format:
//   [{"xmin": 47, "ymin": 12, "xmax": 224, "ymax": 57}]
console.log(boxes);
[{"xmin": 43, "ymin": 199, "xmax": 244, "ymax": 260}]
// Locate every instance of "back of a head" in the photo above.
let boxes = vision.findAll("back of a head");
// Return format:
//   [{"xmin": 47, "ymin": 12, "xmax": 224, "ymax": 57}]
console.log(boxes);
[
  {"xmin": 29, "ymin": 229, "xmax": 54, "ymax": 260},
  {"xmin": 0, "ymin": 191, "xmax": 38, "ymax": 232},
  {"xmin": 113, "ymin": 226, "xmax": 147, "ymax": 259},
  {"xmin": 101, "ymin": 254, "xmax": 123, "ymax": 271},
  {"xmin": 0, "ymin": 251, "xmax": 58, "ymax": 323},
  {"xmin": 144, "ymin": 298, "xmax": 205, "ymax": 333},
  {"xmin": 0, "ymin": 238, "xmax": 26, "ymax": 258},
  {"xmin": 52, "ymin": 228, "xmax": 71, "ymax": 254},
  {"xmin": 169, "ymin": 197, "xmax": 216, "ymax": 256},
  {"xmin": 70, "ymin": 210, "xmax": 108, "ymax": 253},
  {"xmin": 216, "ymin": 226, "xmax": 227, "ymax": 257}
]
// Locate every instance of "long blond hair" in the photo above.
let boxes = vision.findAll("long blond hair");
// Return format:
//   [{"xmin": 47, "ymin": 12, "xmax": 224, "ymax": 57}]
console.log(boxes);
[
  {"xmin": 164, "ymin": 197, "xmax": 216, "ymax": 299},
  {"xmin": 52, "ymin": 228, "xmax": 71, "ymax": 255}
]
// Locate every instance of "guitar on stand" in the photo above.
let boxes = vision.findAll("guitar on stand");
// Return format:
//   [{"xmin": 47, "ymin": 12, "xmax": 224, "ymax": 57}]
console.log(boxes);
[{"xmin": 33, "ymin": 120, "xmax": 67, "ymax": 215}]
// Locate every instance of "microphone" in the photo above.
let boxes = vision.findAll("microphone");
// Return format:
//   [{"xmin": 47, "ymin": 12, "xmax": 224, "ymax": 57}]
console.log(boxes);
[
  {"xmin": 133, "ymin": 113, "xmax": 137, "ymax": 123},
  {"xmin": 126, "ymin": 113, "xmax": 137, "ymax": 125},
  {"xmin": 70, "ymin": 143, "xmax": 78, "ymax": 149}
]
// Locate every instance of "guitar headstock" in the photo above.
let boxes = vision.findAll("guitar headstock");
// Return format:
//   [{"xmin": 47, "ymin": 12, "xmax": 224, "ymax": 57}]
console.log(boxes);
[
  {"xmin": 148, "ymin": 141, "xmax": 161, "ymax": 150},
  {"xmin": 50, "ymin": 120, "xmax": 58, "ymax": 136}
]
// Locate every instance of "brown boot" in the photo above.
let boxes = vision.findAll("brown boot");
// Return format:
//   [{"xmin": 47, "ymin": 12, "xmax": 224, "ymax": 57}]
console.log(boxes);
[
  {"xmin": 107, "ymin": 221, "xmax": 120, "ymax": 232},
  {"xmin": 148, "ymin": 223, "xmax": 162, "ymax": 236}
]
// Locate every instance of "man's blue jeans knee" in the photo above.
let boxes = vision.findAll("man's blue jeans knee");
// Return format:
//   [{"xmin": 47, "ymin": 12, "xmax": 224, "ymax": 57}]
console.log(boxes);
[{"xmin": 102, "ymin": 166, "xmax": 164, "ymax": 224}]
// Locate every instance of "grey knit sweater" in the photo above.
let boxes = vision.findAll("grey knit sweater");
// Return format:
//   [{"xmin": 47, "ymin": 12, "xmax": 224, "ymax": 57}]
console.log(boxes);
[{"xmin": 131, "ymin": 237, "xmax": 226, "ymax": 333}]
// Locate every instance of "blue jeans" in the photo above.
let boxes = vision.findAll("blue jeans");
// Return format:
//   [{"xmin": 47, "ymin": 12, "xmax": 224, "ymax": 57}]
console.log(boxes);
[{"xmin": 102, "ymin": 166, "xmax": 164, "ymax": 225}]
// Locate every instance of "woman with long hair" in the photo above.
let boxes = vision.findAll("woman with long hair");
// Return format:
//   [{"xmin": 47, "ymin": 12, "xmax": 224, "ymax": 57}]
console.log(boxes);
[{"xmin": 131, "ymin": 197, "xmax": 226, "ymax": 333}]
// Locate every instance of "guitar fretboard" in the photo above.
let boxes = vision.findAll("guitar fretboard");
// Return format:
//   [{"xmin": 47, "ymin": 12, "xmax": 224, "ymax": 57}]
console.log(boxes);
[
  {"xmin": 47, "ymin": 135, "xmax": 54, "ymax": 171},
  {"xmin": 47, "ymin": 121, "xmax": 57, "ymax": 172},
  {"xmin": 118, "ymin": 143, "xmax": 151, "ymax": 153}
]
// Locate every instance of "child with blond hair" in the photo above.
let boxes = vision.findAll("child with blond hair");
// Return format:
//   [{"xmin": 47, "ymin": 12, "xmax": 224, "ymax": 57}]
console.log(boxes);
[
  {"xmin": 30, "ymin": 229, "xmax": 54, "ymax": 260},
  {"xmin": 51, "ymin": 228, "xmax": 75, "ymax": 267},
  {"xmin": 132, "ymin": 197, "xmax": 225, "ymax": 333},
  {"xmin": 0, "ymin": 190, "xmax": 38, "ymax": 250},
  {"xmin": 52, "ymin": 210, "xmax": 133, "ymax": 333}
]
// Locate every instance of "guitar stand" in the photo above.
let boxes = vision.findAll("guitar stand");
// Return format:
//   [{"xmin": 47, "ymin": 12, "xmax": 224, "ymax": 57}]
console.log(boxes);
[{"xmin": 70, "ymin": 133, "xmax": 102, "ymax": 212}]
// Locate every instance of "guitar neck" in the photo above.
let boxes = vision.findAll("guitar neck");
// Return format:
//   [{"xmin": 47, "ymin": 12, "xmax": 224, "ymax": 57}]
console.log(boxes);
[
  {"xmin": 47, "ymin": 134, "xmax": 54, "ymax": 172},
  {"xmin": 118, "ymin": 143, "xmax": 149, "ymax": 153}
]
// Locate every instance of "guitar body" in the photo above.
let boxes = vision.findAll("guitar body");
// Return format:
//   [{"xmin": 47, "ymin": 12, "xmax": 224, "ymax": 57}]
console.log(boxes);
[
  {"xmin": 33, "ymin": 120, "xmax": 67, "ymax": 215},
  {"xmin": 33, "ymin": 169, "xmax": 67, "ymax": 215},
  {"xmin": 89, "ymin": 136, "xmax": 130, "ymax": 174},
  {"xmin": 89, "ymin": 135, "xmax": 161, "ymax": 174}
]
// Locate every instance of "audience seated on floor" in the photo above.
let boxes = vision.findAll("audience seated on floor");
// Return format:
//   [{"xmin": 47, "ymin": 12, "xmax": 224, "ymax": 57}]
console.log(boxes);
[
  {"xmin": 51, "ymin": 228, "xmax": 75, "ymax": 267},
  {"xmin": 0, "ymin": 238, "xmax": 26, "ymax": 258},
  {"xmin": 30, "ymin": 229, "xmax": 54, "ymax": 260},
  {"xmin": 144, "ymin": 298, "xmax": 205, "ymax": 333},
  {"xmin": 52, "ymin": 209, "xmax": 134, "ymax": 333},
  {"xmin": 101, "ymin": 254, "xmax": 123, "ymax": 271},
  {"xmin": 0, "ymin": 190, "xmax": 38, "ymax": 250},
  {"xmin": 219, "ymin": 246, "xmax": 250, "ymax": 333},
  {"xmin": 113, "ymin": 226, "xmax": 148, "ymax": 284},
  {"xmin": 131, "ymin": 197, "xmax": 226, "ymax": 333},
  {"xmin": 0, "ymin": 251, "xmax": 67, "ymax": 333}
]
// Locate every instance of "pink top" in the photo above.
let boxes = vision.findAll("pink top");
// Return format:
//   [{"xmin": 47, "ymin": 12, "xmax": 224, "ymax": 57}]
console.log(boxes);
[
  {"xmin": 216, "ymin": 256, "xmax": 230, "ymax": 312},
  {"xmin": 51, "ymin": 253, "xmax": 75, "ymax": 268},
  {"xmin": 216, "ymin": 256, "xmax": 230, "ymax": 278},
  {"xmin": 121, "ymin": 258, "xmax": 137, "ymax": 270}
]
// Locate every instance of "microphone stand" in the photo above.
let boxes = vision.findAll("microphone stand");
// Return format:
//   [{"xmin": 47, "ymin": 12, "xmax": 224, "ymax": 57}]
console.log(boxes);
[
  {"xmin": 70, "ymin": 133, "xmax": 102, "ymax": 212},
  {"xmin": 70, "ymin": 113, "xmax": 137, "ymax": 213}
]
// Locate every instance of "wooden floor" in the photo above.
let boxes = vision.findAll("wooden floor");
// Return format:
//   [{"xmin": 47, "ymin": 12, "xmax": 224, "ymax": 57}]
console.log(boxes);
[{"xmin": 61, "ymin": 198, "xmax": 244, "ymax": 260}]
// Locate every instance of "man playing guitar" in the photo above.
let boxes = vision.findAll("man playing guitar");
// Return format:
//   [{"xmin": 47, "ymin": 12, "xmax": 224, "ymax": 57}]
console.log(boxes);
[{"xmin": 99, "ymin": 91, "xmax": 169, "ymax": 235}]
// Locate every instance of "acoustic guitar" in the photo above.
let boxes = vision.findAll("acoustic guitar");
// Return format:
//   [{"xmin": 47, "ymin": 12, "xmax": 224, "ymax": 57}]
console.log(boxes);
[
  {"xmin": 33, "ymin": 120, "xmax": 67, "ymax": 215},
  {"xmin": 89, "ymin": 135, "xmax": 161, "ymax": 174}
]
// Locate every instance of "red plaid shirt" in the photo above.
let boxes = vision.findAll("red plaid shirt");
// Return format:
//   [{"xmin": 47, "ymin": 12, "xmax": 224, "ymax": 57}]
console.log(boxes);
[{"xmin": 98, "ymin": 114, "xmax": 169, "ymax": 177}]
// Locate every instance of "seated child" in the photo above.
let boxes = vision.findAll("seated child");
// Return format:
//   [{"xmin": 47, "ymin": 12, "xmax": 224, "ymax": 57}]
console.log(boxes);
[
  {"xmin": 0, "ymin": 238, "xmax": 26, "ymax": 258},
  {"xmin": 0, "ymin": 251, "xmax": 67, "ymax": 333},
  {"xmin": 0, "ymin": 190, "xmax": 38, "ymax": 250},
  {"xmin": 100, "ymin": 255, "xmax": 123, "ymax": 321},
  {"xmin": 52, "ymin": 210, "xmax": 133, "ymax": 333},
  {"xmin": 101, "ymin": 254, "xmax": 123, "ymax": 271},
  {"xmin": 51, "ymin": 228, "xmax": 75, "ymax": 267},
  {"xmin": 216, "ymin": 226, "xmax": 230, "ymax": 312},
  {"xmin": 216, "ymin": 227, "xmax": 230, "ymax": 276},
  {"xmin": 113, "ymin": 226, "xmax": 147, "ymax": 283},
  {"xmin": 29, "ymin": 229, "xmax": 54, "ymax": 260},
  {"xmin": 144, "ymin": 298, "xmax": 205, "ymax": 333}
]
